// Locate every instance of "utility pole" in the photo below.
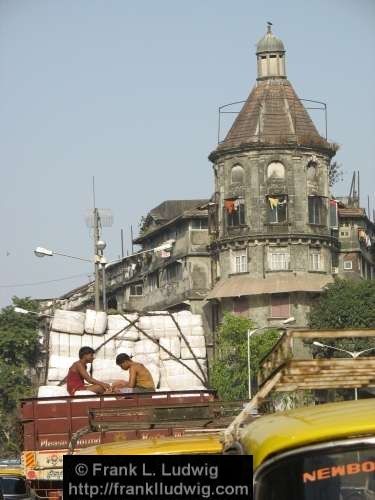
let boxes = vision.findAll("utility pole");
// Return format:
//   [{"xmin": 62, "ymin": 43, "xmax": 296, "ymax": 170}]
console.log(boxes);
[
  {"xmin": 93, "ymin": 207, "xmax": 100, "ymax": 311},
  {"xmin": 93, "ymin": 177, "xmax": 100, "ymax": 311}
]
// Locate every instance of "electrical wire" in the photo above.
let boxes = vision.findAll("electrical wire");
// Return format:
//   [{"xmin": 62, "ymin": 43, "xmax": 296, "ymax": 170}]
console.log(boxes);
[{"xmin": 0, "ymin": 273, "xmax": 93, "ymax": 288}]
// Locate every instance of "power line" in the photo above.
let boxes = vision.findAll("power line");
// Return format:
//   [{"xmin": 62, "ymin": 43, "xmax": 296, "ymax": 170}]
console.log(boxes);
[{"xmin": 0, "ymin": 273, "xmax": 93, "ymax": 288}]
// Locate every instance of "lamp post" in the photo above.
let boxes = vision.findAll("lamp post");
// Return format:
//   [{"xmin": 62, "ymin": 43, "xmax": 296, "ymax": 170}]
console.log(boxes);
[
  {"xmin": 34, "ymin": 244, "xmax": 107, "ymax": 312},
  {"xmin": 34, "ymin": 247, "xmax": 91, "ymax": 263},
  {"xmin": 247, "ymin": 317, "xmax": 295, "ymax": 400},
  {"xmin": 13, "ymin": 307, "xmax": 51, "ymax": 317},
  {"xmin": 313, "ymin": 341, "xmax": 375, "ymax": 400}
]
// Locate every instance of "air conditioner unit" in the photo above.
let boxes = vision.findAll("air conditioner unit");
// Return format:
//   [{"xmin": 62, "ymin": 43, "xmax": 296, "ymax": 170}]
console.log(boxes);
[{"xmin": 332, "ymin": 267, "xmax": 339, "ymax": 274}]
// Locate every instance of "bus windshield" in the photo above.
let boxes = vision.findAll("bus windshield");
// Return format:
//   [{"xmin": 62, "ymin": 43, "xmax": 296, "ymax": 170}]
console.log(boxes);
[{"xmin": 255, "ymin": 444, "xmax": 375, "ymax": 500}]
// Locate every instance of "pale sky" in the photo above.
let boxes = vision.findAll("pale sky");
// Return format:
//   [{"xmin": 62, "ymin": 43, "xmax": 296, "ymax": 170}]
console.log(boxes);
[{"xmin": 0, "ymin": 0, "xmax": 374, "ymax": 307}]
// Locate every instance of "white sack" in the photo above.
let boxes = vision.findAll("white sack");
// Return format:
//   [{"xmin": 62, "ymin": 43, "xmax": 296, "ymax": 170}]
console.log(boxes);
[
  {"xmin": 191, "ymin": 314, "xmax": 203, "ymax": 327},
  {"xmin": 68, "ymin": 334, "xmax": 83, "ymax": 358},
  {"xmin": 134, "ymin": 339, "xmax": 159, "ymax": 355},
  {"xmin": 38, "ymin": 385, "xmax": 69, "ymax": 398},
  {"xmin": 84, "ymin": 310, "xmax": 107, "ymax": 335},
  {"xmin": 47, "ymin": 366, "xmax": 70, "ymax": 381},
  {"xmin": 146, "ymin": 362, "xmax": 160, "ymax": 387},
  {"xmin": 115, "ymin": 339, "xmax": 136, "ymax": 357},
  {"xmin": 180, "ymin": 347, "xmax": 207, "ymax": 360},
  {"xmin": 54, "ymin": 332, "xmax": 71, "ymax": 357},
  {"xmin": 184, "ymin": 359, "xmax": 208, "ymax": 375},
  {"xmin": 159, "ymin": 374, "xmax": 205, "ymax": 391},
  {"xmin": 107, "ymin": 314, "xmax": 139, "ymax": 341},
  {"xmin": 159, "ymin": 337, "xmax": 180, "ymax": 360},
  {"xmin": 160, "ymin": 359, "xmax": 206, "ymax": 380},
  {"xmin": 133, "ymin": 353, "xmax": 160, "ymax": 366},
  {"xmin": 181, "ymin": 336, "xmax": 206, "ymax": 349},
  {"xmin": 191, "ymin": 326, "xmax": 205, "ymax": 336},
  {"xmin": 49, "ymin": 355, "xmax": 75, "ymax": 370},
  {"xmin": 46, "ymin": 368, "xmax": 59, "ymax": 381},
  {"xmin": 51, "ymin": 310, "xmax": 85, "ymax": 335}
]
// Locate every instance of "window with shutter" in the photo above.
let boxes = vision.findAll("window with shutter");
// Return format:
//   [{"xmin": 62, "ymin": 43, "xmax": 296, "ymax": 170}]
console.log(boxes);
[
  {"xmin": 232, "ymin": 249, "xmax": 248, "ymax": 273},
  {"xmin": 271, "ymin": 294, "xmax": 290, "ymax": 318},
  {"xmin": 233, "ymin": 296, "xmax": 249, "ymax": 315},
  {"xmin": 308, "ymin": 196, "xmax": 323, "ymax": 225}
]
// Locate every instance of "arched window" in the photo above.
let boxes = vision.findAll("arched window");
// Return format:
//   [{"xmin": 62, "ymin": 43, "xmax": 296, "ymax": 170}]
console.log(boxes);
[
  {"xmin": 231, "ymin": 164, "xmax": 244, "ymax": 184},
  {"xmin": 307, "ymin": 160, "xmax": 317, "ymax": 180},
  {"xmin": 267, "ymin": 161, "xmax": 285, "ymax": 179}
]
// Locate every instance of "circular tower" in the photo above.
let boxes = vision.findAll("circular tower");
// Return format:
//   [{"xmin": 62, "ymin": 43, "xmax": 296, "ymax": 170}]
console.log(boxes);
[{"xmin": 207, "ymin": 24, "xmax": 339, "ymax": 327}]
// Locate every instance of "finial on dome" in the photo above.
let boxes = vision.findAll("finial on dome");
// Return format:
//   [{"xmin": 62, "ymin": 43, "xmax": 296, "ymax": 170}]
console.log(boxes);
[{"xmin": 256, "ymin": 23, "xmax": 287, "ymax": 80}]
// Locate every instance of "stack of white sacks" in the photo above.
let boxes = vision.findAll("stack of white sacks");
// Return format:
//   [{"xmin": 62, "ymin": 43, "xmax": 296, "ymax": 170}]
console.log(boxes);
[{"xmin": 45, "ymin": 309, "xmax": 207, "ymax": 394}]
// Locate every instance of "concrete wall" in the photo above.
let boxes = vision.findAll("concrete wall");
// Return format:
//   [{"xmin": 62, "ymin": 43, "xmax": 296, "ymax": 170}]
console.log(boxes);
[
  {"xmin": 220, "ymin": 291, "xmax": 315, "ymax": 328},
  {"xmin": 217, "ymin": 241, "xmax": 333, "ymax": 279}
]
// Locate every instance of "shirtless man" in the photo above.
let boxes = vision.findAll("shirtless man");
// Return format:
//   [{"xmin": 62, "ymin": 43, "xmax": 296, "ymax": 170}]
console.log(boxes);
[
  {"xmin": 112, "ymin": 353, "xmax": 155, "ymax": 392},
  {"xmin": 66, "ymin": 346, "xmax": 110, "ymax": 396}
]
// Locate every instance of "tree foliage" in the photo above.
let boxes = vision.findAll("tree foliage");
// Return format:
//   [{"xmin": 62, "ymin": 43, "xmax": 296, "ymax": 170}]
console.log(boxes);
[
  {"xmin": 0, "ymin": 297, "xmax": 42, "ymax": 456},
  {"xmin": 309, "ymin": 279, "xmax": 375, "ymax": 329},
  {"xmin": 211, "ymin": 313, "xmax": 280, "ymax": 400},
  {"xmin": 309, "ymin": 279, "xmax": 375, "ymax": 355},
  {"xmin": 328, "ymin": 161, "xmax": 343, "ymax": 187}
]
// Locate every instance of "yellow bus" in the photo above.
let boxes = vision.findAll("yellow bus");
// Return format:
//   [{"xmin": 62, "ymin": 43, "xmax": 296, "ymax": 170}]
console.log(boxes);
[
  {"xmin": 77, "ymin": 432, "xmax": 223, "ymax": 456},
  {"xmin": 232, "ymin": 399, "xmax": 375, "ymax": 500}
]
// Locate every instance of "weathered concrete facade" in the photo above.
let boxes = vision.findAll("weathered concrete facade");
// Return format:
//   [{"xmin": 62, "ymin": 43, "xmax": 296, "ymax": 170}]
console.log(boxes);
[
  {"xmin": 337, "ymin": 205, "xmax": 375, "ymax": 279},
  {"xmin": 207, "ymin": 26, "xmax": 339, "ymax": 328},
  {"xmin": 112, "ymin": 200, "xmax": 214, "ymax": 354}
]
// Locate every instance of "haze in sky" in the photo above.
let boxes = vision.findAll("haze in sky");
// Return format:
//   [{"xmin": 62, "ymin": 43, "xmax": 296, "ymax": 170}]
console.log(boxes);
[{"xmin": 0, "ymin": 0, "xmax": 374, "ymax": 307}]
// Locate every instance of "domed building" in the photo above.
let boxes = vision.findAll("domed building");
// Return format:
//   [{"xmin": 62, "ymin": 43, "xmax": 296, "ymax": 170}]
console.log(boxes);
[{"xmin": 207, "ymin": 24, "xmax": 339, "ymax": 327}]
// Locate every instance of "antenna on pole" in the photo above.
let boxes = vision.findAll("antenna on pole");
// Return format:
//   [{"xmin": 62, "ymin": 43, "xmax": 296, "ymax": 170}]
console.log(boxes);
[
  {"xmin": 86, "ymin": 177, "xmax": 114, "ymax": 311},
  {"xmin": 121, "ymin": 229, "xmax": 125, "ymax": 260},
  {"xmin": 92, "ymin": 176, "xmax": 96, "ymax": 210}
]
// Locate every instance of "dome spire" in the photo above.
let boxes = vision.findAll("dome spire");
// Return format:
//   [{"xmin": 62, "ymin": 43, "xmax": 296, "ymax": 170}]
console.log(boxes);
[{"xmin": 256, "ymin": 23, "xmax": 286, "ymax": 80}]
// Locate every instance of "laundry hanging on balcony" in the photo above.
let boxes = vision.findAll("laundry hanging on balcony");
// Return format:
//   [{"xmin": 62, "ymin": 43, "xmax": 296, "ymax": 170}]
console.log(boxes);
[
  {"xmin": 268, "ymin": 196, "xmax": 287, "ymax": 209},
  {"xmin": 358, "ymin": 229, "xmax": 372, "ymax": 248},
  {"xmin": 224, "ymin": 199, "xmax": 236, "ymax": 214}
]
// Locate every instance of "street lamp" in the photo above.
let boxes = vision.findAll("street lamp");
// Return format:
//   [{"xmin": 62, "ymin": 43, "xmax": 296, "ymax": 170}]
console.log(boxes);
[
  {"xmin": 34, "ymin": 245, "xmax": 106, "ymax": 312},
  {"xmin": 312, "ymin": 341, "xmax": 375, "ymax": 400},
  {"xmin": 34, "ymin": 247, "xmax": 92, "ymax": 262},
  {"xmin": 247, "ymin": 317, "xmax": 295, "ymax": 400},
  {"xmin": 13, "ymin": 306, "xmax": 52, "ymax": 318}
]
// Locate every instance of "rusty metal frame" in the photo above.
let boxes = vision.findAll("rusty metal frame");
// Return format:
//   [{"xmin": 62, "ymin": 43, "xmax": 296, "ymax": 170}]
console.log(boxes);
[{"xmin": 217, "ymin": 97, "xmax": 328, "ymax": 144}]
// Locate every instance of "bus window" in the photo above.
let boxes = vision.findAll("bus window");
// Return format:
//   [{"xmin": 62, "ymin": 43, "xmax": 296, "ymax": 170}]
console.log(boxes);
[{"xmin": 254, "ymin": 445, "xmax": 375, "ymax": 500}]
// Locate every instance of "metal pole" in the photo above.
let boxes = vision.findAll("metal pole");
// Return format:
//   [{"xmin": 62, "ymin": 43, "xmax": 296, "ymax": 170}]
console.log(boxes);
[
  {"xmin": 247, "ymin": 330, "xmax": 252, "ymax": 400},
  {"xmin": 368, "ymin": 195, "xmax": 370, "ymax": 219},
  {"xmin": 121, "ymin": 229, "xmax": 124, "ymax": 260},
  {"xmin": 94, "ymin": 208, "xmax": 100, "ymax": 311},
  {"xmin": 354, "ymin": 387, "xmax": 358, "ymax": 401},
  {"xmin": 102, "ymin": 264, "xmax": 107, "ymax": 312}
]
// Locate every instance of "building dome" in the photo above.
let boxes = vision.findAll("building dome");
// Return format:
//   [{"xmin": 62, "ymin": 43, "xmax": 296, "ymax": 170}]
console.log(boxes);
[{"xmin": 256, "ymin": 23, "xmax": 285, "ymax": 54}]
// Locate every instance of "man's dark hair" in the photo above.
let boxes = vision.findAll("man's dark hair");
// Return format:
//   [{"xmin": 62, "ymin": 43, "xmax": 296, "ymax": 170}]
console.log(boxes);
[
  {"xmin": 79, "ymin": 346, "xmax": 95, "ymax": 359},
  {"xmin": 116, "ymin": 353, "xmax": 132, "ymax": 365}
]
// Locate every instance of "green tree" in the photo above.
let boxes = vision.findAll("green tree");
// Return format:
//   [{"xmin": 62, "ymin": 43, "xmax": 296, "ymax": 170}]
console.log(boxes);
[
  {"xmin": 309, "ymin": 279, "xmax": 375, "ymax": 352},
  {"xmin": 309, "ymin": 279, "xmax": 375, "ymax": 330},
  {"xmin": 211, "ymin": 313, "xmax": 279, "ymax": 400},
  {"xmin": 0, "ymin": 297, "xmax": 42, "ymax": 456}
]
